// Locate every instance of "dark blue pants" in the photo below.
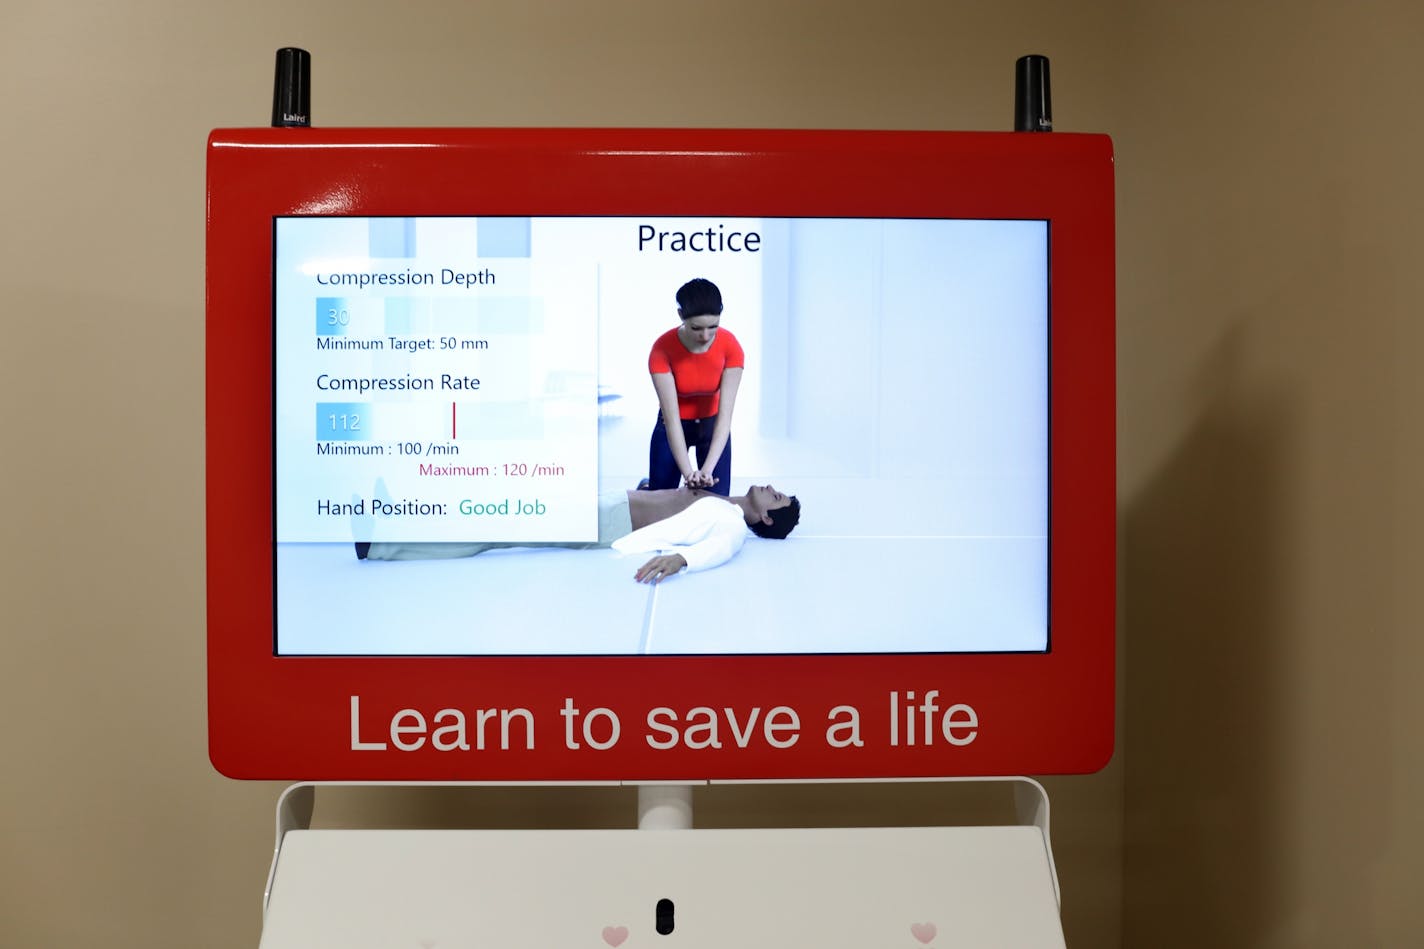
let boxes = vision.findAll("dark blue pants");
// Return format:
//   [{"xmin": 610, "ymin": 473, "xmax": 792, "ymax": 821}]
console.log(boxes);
[{"xmin": 648, "ymin": 416, "xmax": 731, "ymax": 496}]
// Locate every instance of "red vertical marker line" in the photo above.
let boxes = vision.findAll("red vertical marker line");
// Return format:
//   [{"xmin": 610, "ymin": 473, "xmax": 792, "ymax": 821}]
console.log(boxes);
[{"xmin": 451, "ymin": 402, "xmax": 457, "ymax": 439}]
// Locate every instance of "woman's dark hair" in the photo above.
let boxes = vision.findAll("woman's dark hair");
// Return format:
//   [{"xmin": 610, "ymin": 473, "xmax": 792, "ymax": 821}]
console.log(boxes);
[
  {"xmin": 748, "ymin": 496, "xmax": 801, "ymax": 540},
  {"xmin": 676, "ymin": 278, "xmax": 723, "ymax": 318}
]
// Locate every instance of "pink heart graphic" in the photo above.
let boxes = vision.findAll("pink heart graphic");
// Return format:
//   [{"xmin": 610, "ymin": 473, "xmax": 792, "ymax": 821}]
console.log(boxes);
[
  {"xmin": 602, "ymin": 925, "xmax": 629, "ymax": 947},
  {"xmin": 911, "ymin": 921, "xmax": 937, "ymax": 944}
]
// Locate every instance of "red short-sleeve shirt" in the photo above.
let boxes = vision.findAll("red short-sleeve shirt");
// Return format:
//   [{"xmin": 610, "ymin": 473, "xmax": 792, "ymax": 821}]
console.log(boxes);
[{"xmin": 648, "ymin": 328, "xmax": 745, "ymax": 419}]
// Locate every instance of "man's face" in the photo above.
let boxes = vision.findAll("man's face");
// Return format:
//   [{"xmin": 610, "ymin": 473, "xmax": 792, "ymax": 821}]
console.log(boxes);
[{"xmin": 748, "ymin": 484, "xmax": 793, "ymax": 524}]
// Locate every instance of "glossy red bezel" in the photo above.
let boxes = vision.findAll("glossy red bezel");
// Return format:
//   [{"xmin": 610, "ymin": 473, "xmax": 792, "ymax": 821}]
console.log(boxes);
[{"xmin": 207, "ymin": 128, "xmax": 1115, "ymax": 780}]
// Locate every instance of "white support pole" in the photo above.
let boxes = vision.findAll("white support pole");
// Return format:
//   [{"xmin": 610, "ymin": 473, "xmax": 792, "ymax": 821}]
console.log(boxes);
[{"xmin": 636, "ymin": 784, "xmax": 694, "ymax": 829}]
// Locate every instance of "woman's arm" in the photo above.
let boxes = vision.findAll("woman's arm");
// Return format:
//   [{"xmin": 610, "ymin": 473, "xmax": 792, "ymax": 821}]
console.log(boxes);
[
  {"xmin": 650, "ymin": 371, "xmax": 695, "ymax": 483},
  {"xmin": 697, "ymin": 367, "xmax": 743, "ymax": 484}
]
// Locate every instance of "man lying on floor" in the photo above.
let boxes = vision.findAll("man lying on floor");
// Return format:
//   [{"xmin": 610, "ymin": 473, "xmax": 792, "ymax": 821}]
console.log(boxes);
[{"xmin": 357, "ymin": 485, "xmax": 801, "ymax": 583}]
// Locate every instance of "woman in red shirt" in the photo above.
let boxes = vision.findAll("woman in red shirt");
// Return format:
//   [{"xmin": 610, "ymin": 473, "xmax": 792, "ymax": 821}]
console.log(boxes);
[{"xmin": 646, "ymin": 278, "xmax": 744, "ymax": 496}]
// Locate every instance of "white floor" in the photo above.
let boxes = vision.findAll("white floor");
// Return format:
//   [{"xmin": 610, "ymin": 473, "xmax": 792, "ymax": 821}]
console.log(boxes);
[
  {"xmin": 276, "ymin": 530, "xmax": 1045, "ymax": 656},
  {"xmin": 278, "ymin": 416, "xmax": 1049, "ymax": 656}
]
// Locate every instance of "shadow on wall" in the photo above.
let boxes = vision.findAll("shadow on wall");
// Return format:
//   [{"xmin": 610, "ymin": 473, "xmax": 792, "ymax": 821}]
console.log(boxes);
[
  {"xmin": 1121, "ymin": 328, "xmax": 1295, "ymax": 947},
  {"xmin": 306, "ymin": 781, "xmax": 1017, "ymax": 832}
]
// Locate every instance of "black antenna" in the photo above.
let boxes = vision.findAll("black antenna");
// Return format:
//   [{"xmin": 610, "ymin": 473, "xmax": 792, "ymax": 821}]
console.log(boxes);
[
  {"xmin": 272, "ymin": 48, "xmax": 311, "ymax": 127},
  {"xmin": 1014, "ymin": 55, "xmax": 1052, "ymax": 132}
]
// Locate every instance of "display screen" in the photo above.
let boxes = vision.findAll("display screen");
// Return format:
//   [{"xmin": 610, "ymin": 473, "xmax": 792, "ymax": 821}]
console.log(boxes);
[{"xmin": 274, "ymin": 215, "xmax": 1049, "ymax": 657}]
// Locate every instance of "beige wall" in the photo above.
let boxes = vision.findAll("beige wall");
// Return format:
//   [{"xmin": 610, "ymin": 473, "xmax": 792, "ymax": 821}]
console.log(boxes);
[
  {"xmin": 1116, "ymin": 2, "xmax": 1424, "ymax": 945},
  {"xmin": 1, "ymin": 1, "xmax": 1417, "ymax": 946}
]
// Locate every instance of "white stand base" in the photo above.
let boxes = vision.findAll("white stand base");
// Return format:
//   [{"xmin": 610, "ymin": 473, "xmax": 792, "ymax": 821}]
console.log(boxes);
[{"xmin": 259, "ymin": 780, "xmax": 1065, "ymax": 949}]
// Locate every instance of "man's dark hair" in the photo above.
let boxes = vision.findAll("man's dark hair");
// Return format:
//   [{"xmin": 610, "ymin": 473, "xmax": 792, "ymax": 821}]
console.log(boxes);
[
  {"xmin": 676, "ymin": 278, "xmax": 723, "ymax": 318},
  {"xmin": 748, "ymin": 496, "xmax": 800, "ymax": 540}
]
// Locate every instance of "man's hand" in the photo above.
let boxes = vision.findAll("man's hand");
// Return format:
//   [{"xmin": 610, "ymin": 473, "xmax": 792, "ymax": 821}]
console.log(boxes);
[{"xmin": 635, "ymin": 553, "xmax": 688, "ymax": 583}]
